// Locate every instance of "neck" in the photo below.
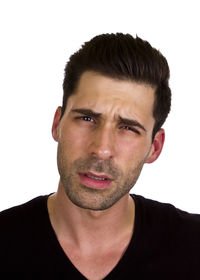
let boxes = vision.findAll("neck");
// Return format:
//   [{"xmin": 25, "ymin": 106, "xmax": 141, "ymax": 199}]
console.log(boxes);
[{"xmin": 48, "ymin": 181, "xmax": 135, "ymax": 252}]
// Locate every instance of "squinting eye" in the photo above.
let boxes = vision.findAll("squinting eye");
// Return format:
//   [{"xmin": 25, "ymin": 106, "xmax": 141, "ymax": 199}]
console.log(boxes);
[
  {"xmin": 124, "ymin": 126, "xmax": 132, "ymax": 130},
  {"xmin": 122, "ymin": 126, "xmax": 140, "ymax": 135}
]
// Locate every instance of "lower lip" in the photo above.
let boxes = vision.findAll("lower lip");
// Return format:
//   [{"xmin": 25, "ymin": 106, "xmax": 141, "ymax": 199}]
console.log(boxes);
[{"xmin": 78, "ymin": 173, "xmax": 112, "ymax": 189}]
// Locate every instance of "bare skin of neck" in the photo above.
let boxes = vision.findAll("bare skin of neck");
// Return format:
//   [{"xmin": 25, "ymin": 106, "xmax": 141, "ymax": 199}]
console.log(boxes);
[{"xmin": 47, "ymin": 181, "xmax": 135, "ymax": 280}]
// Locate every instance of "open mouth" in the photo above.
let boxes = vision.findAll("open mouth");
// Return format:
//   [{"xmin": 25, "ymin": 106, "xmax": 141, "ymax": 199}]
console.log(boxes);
[
  {"xmin": 78, "ymin": 172, "xmax": 113, "ymax": 189},
  {"xmin": 84, "ymin": 173, "xmax": 109, "ymax": 181}
]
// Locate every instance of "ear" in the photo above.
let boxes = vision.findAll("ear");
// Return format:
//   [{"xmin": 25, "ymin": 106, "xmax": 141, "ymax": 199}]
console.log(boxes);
[
  {"xmin": 145, "ymin": 129, "xmax": 165, "ymax": 164},
  {"xmin": 52, "ymin": 106, "xmax": 62, "ymax": 142}
]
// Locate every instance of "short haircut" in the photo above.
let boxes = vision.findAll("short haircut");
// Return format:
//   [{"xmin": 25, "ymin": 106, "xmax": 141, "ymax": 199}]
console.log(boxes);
[{"xmin": 62, "ymin": 33, "xmax": 171, "ymax": 139}]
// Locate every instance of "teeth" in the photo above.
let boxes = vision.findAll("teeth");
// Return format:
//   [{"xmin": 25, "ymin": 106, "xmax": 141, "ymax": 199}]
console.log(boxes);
[{"xmin": 86, "ymin": 174, "xmax": 107, "ymax": 181}]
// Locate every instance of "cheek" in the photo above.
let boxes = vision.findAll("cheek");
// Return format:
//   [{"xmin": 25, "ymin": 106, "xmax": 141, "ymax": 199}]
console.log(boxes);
[
  {"xmin": 115, "ymin": 137, "xmax": 151, "ymax": 167},
  {"xmin": 59, "ymin": 125, "xmax": 90, "ymax": 157}
]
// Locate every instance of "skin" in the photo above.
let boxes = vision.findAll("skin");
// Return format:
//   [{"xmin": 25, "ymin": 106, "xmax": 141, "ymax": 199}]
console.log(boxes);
[{"xmin": 48, "ymin": 71, "xmax": 165, "ymax": 279}]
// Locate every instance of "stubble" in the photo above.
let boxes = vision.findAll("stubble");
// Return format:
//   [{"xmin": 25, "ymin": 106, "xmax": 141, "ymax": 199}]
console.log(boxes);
[{"xmin": 57, "ymin": 142, "xmax": 145, "ymax": 210}]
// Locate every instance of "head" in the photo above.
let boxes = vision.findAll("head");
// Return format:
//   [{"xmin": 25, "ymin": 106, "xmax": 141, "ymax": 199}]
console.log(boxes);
[
  {"xmin": 52, "ymin": 33, "xmax": 171, "ymax": 211},
  {"xmin": 62, "ymin": 33, "xmax": 171, "ymax": 140}
]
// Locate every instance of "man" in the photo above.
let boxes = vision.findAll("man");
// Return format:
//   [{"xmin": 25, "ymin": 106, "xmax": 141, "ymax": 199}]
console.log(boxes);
[{"xmin": 1, "ymin": 33, "xmax": 200, "ymax": 279}]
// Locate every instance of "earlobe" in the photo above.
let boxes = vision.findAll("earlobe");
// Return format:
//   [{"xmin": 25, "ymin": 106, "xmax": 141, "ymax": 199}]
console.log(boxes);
[
  {"xmin": 145, "ymin": 129, "xmax": 165, "ymax": 164},
  {"xmin": 52, "ymin": 106, "xmax": 62, "ymax": 142}
]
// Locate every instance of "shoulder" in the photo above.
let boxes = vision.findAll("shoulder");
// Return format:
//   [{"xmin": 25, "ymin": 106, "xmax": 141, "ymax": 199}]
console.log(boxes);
[
  {"xmin": 132, "ymin": 193, "xmax": 200, "ymax": 242},
  {"xmin": 129, "ymin": 194, "xmax": 200, "ymax": 277},
  {"xmin": 0, "ymin": 195, "xmax": 50, "ymax": 233},
  {"xmin": 132, "ymin": 193, "xmax": 200, "ymax": 219},
  {"xmin": 0, "ymin": 195, "xmax": 52, "ymax": 271},
  {"xmin": 0, "ymin": 195, "xmax": 49, "ymax": 215}
]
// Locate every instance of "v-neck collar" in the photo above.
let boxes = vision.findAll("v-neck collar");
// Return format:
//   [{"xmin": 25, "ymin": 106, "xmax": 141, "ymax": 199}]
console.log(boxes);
[{"xmin": 43, "ymin": 194, "xmax": 141, "ymax": 279}]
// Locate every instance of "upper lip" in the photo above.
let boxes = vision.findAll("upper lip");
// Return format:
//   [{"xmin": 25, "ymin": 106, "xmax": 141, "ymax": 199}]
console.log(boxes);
[{"xmin": 80, "ymin": 172, "xmax": 113, "ymax": 180}]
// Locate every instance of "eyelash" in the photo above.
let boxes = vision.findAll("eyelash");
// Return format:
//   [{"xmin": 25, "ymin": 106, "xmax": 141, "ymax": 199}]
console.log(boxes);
[
  {"xmin": 77, "ymin": 116, "xmax": 94, "ymax": 122},
  {"xmin": 76, "ymin": 116, "xmax": 140, "ymax": 135},
  {"xmin": 120, "ymin": 126, "xmax": 140, "ymax": 135}
]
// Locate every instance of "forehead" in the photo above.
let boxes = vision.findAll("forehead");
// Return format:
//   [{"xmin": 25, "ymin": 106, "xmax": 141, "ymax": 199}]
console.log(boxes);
[{"xmin": 66, "ymin": 71, "xmax": 155, "ymax": 123}]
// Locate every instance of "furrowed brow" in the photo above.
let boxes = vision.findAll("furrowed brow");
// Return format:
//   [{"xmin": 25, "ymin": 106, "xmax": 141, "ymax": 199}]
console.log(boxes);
[
  {"xmin": 71, "ymin": 108, "xmax": 102, "ymax": 119},
  {"xmin": 118, "ymin": 116, "xmax": 147, "ymax": 132}
]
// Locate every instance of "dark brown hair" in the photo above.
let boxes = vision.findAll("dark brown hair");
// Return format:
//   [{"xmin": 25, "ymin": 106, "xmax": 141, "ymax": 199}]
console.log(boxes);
[{"xmin": 62, "ymin": 33, "xmax": 171, "ymax": 139}]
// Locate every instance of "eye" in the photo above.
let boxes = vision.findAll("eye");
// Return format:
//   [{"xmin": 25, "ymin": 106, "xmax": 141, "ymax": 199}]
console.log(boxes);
[
  {"xmin": 75, "ymin": 115, "xmax": 95, "ymax": 123},
  {"xmin": 81, "ymin": 116, "xmax": 94, "ymax": 122},
  {"xmin": 121, "ymin": 126, "xmax": 140, "ymax": 135}
]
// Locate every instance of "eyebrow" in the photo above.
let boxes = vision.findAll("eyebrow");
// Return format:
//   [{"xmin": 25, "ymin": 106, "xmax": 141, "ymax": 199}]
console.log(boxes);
[
  {"xmin": 118, "ymin": 116, "xmax": 146, "ymax": 132},
  {"xmin": 71, "ymin": 108, "xmax": 102, "ymax": 118},
  {"xmin": 71, "ymin": 108, "xmax": 146, "ymax": 132}
]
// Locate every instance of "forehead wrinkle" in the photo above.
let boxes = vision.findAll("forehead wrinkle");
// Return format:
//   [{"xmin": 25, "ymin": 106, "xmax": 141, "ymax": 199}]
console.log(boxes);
[
  {"xmin": 71, "ymin": 101, "xmax": 145, "ymax": 126},
  {"xmin": 66, "ymin": 73, "xmax": 155, "ymax": 130}
]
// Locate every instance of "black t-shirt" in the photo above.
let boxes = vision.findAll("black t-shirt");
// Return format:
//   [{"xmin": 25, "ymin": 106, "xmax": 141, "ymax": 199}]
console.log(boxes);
[{"xmin": 1, "ymin": 194, "xmax": 200, "ymax": 279}]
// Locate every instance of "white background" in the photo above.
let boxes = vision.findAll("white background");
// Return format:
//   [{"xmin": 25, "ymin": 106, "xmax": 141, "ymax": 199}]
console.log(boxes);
[{"xmin": 0, "ymin": 0, "xmax": 200, "ymax": 212}]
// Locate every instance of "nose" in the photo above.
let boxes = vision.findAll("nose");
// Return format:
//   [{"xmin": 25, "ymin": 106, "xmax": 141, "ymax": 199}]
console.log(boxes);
[{"xmin": 89, "ymin": 125, "xmax": 114, "ymax": 160}]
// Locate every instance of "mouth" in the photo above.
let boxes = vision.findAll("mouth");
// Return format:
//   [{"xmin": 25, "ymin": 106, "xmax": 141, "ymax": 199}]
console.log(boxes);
[{"xmin": 78, "ymin": 172, "xmax": 113, "ymax": 189}]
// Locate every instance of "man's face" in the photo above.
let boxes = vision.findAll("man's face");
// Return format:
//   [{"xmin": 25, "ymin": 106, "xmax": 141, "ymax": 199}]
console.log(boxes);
[{"xmin": 53, "ymin": 71, "xmax": 163, "ymax": 210}]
